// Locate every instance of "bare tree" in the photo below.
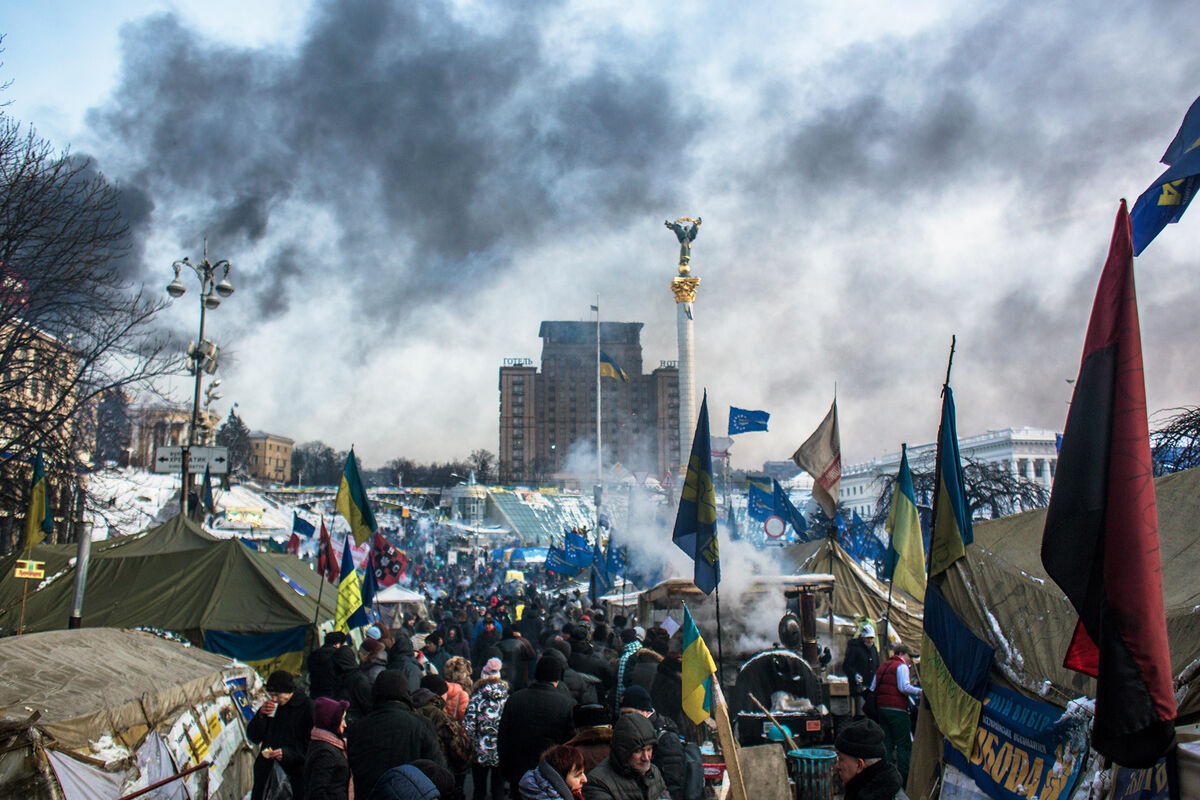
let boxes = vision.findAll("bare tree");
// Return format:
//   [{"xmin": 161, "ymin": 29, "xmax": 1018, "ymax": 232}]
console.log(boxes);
[
  {"xmin": 0, "ymin": 116, "xmax": 174, "ymax": 549},
  {"xmin": 866, "ymin": 455, "xmax": 1051, "ymax": 533},
  {"xmin": 1151, "ymin": 406, "xmax": 1200, "ymax": 475},
  {"xmin": 469, "ymin": 448, "xmax": 495, "ymax": 484}
]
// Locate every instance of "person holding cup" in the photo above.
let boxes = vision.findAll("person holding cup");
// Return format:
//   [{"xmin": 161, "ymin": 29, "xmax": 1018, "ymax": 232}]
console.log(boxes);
[{"xmin": 248, "ymin": 670, "xmax": 314, "ymax": 800}]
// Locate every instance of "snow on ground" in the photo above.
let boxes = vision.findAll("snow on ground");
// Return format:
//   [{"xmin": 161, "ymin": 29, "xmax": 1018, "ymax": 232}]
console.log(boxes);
[{"xmin": 85, "ymin": 469, "xmax": 183, "ymax": 537}]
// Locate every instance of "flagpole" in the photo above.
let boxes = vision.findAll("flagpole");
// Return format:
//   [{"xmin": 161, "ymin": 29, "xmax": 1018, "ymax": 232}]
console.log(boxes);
[
  {"xmin": 881, "ymin": 442, "xmax": 906, "ymax": 647},
  {"xmin": 595, "ymin": 295, "xmax": 602, "ymax": 489},
  {"xmin": 928, "ymin": 336, "xmax": 957, "ymax": 574}
]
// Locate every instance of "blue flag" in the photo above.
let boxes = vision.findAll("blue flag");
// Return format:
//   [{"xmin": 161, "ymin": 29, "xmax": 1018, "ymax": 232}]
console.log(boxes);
[
  {"xmin": 201, "ymin": 465, "xmax": 216, "ymax": 514},
  {"xmin": 1131, "ymin": 95, "xmax": 1200, "ymax": 255},
  {"xmin": 545, "ymin": 547, "xmax": 579, "ymax": 576},
  {"xmin": 773, "ymin": 480, "xmax": 809, "ymax": 540},
  {"xmin": 564, "ymin": 530, "xmax": 592, "ymax": 567},
  {"xmin": 361, "ymin": 550, "xmax": 379, "ymax": 617},
  {"xmin": 606, "ymin": 539, "xmax": 626, "ymax": 576},
  {"xmin": 673, "ymin": 393, "xmax": 719, "ymax": 594},
  {"xmin": 591, "ymin": 541, "xmax": 613, "ymax": 601},
  {"xmin": 599, "ymin": 351, "xmax": 630, "ymax": 382},
  {"xmin": 728, "ymin": 406, "xmax": 770, "ymax": 435},
  {"xmin": 292, "ymin": 511, "xmax": 315, "ymax": 538},
  {"xmin": 748, "ymin": 483, "xmax": 775, "ymax": 521}
]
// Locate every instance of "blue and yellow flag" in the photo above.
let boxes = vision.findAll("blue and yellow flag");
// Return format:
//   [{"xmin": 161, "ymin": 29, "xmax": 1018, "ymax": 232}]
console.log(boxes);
[
  {"xmin": 24, "ymin": 448, "xmax": 53, "ymax": 549},
  {"xmin": 883, "ymin": 445, "xmax": 927, "ymax": 598},
  {"xmin": 336, "ymin": 447, "xmax": 377, "ymax": 546},
  {"xmin": 1131, "ymin": 95, "xmax": 1200, "ymax": 255},
  {"xmin": 205, "ymin": 626, "xmax": 306, "ymax": 678},
  {"xmin": 920, "ymin": 580, "xmax": 994, "ymax": 756},
  {"xmin": 598, "ymin": 351, "xmax": 629, "ymax": 382},
  {"xmin": 672, "ymin": 393, "xmax": 719, "ymax": 594},
  {"xmin": 681, "ymin": 604, "xmax": 718, "ymax": 724},
  {"xmin": 200, "ymin": 465, "xmax": 216, "ymax": 514},
  {"xmin": 335, "ymin": 537, "xmax": 369, "ymax": 631},
  {"xmin": 929, "ymin": 386, "xmax": 973, "ymax": 577}
]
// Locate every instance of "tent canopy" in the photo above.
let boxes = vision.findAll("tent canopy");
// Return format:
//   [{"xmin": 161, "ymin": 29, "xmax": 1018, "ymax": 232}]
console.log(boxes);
[{"xmin": 0, "ymin": 515, "xmax": 337, "ymax": 643}]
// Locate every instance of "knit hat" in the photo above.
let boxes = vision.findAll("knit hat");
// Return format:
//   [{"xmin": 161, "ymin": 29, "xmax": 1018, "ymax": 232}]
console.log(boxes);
[
  {"xmin": 312, "ymin": 697, "xmax": 349, "ymax": 732},
  {"xmin": 619, "ymin": 685, "xmax": 655, "ymax": 713},
  {"xmin": 264, "ymin": 670, "xmax": 295, "ymax": 693},
  {"xmin": 619, "ymin": 628, "xmax": 639, "ymax": 645},
  {"xmin": 534, "ymin": 654, "xmax": 565, "ymax": 683},
  {"xmin": 482, "ymin": 657, "xmax": 503, "ymax": 678},
  {"xmin": 324, "ymin": 631, "xmax": 347, "ymax": 647},
  {"xmin": 835, "ymin": 719, "xmax": 887, "ymax": 759},
  {"xmin": 366, "ymin": 624, "xmax": 383, "ymax": 640},
  {"xmin": 372, "ymin": 670, "xmax": 412, "ymax": 704},
  {"xmin": 421, "ymin": 674, "xmax": 449, "ymax": 696}
]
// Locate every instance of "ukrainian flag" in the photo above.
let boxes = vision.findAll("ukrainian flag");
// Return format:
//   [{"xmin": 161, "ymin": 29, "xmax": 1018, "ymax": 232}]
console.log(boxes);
[
  {"xmin": 336, "ymin": 447, "xmax": 378, "ymax": 546},
  {"xmin": 205, "ymin": 626, "xmax": 306, "ymax": 678},
  {"xmin": 672, "ymin": 393, "xmax": 719, "ymax": 594},
  {"xmin": 919, "ymin": 580, "xmax": 994, "ymax": 756},
  {"xmin": 928, "ymin": 386, "xmax": 973, "ymax": 577},
  {"xmin": 681, "ymin": 605, "xmax": 717, "ymax": 725},
  {"xmin": 24, "ymin": 448, "xmax": 53, "ymax": 549},
  {"xmin": 883, "ymin": 445, "xmax": 926, "ymax": 599},
  {"xmin": 335, "ymin": 537, "xmax": 369, "ymax": 632},
  {"xmin": 598, "ymin": 351, "xmax": 629, "ymax": 382}
]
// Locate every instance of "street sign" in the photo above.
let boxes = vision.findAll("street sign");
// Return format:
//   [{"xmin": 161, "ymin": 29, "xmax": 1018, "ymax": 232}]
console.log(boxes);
[
  {"xmin": 154, "ymin": 445, "xmax": 230, "ymax": 474},
  {"xmin": 764, "ymin": 516, "xmax": 786, "ymax": 539},
  {"xmin": 15, "ymin": 559, "xmax": 44, "ymax": 579}
]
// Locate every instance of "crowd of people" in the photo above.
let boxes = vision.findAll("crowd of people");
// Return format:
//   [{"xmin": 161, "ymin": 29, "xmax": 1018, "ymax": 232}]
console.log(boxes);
[{"xmin": 247, "ymin": 587, "xmax": 697, "ymax": 800}]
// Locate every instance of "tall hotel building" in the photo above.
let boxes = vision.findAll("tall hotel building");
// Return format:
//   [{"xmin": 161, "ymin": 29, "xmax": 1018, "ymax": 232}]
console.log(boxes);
[{"xmin": 498, "ymin": 321, "xmax": 680, "ymax": 484}]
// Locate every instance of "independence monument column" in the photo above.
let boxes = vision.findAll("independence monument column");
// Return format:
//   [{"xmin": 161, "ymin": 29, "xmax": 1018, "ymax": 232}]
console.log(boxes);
[{"xmin": 666, "ymin": 217, "xmax": 702, "ymax": 471}]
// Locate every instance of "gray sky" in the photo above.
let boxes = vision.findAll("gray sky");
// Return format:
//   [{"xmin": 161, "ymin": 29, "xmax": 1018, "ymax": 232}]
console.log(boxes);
[{"xmin": 4, "ymin": 0, "xmax": 1198, "ymax": 471}]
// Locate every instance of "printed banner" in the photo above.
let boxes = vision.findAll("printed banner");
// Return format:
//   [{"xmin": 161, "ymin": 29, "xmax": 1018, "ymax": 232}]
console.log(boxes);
[{"xmin": 944, "ymin": 684, "xmax": 1086, "ymax": 800}]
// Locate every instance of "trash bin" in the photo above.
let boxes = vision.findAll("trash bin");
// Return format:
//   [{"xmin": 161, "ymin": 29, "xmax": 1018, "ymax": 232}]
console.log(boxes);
[{"xmin": 787, "ymin": 748, "xmax": 836, "ymax": 800}]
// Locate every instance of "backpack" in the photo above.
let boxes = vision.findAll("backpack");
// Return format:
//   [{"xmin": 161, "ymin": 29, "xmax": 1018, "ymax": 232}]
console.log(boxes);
[{"xmin": 680, "ymin": 739, "xmax": 704, "ymax": 800}]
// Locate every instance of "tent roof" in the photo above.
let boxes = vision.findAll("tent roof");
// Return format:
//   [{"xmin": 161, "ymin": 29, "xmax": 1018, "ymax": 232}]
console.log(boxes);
[
  {"xmin": 939, "ymin": 466, "xmax": 1200, "ymax": 719},
  {"xmin": 0, "ymin": 515, "xmax": 337, "ymax": 640},
  {"xmin": 0, "ymin": 628, "xmax": 255, "ymax": 750}
]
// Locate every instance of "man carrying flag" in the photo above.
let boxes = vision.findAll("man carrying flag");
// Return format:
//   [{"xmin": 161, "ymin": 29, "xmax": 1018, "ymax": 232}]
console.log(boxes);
[
  {"xmin": 882, "ymin": 444, "xmax": 926, "ymax": 599},
  {"xmin": 1041, "ymin": 201, "xmax": 1176, "ymax": 767},
  {"xmin": 24, "ymin": 447, "xmax": 53, "ymax": 549},
  {"xmin": 672, "ymin": 393, "xmax": 719, "ymax": 594},
  {"xmin": 792, "ymin": 399, "xmax": 841, "ymax": 519},
  {"xmin": 335, "ymin": 536, "xmax": 370, "ymax": 632},
  {"xmin": 336, "ymin": 447, "xmax": 377, "ymax": 545}
]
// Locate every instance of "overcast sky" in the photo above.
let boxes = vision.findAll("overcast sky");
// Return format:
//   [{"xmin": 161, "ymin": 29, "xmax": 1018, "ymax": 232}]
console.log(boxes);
[{"xmin": 4, "ymin": 0, "xmax": 1198, "ymax": 472}]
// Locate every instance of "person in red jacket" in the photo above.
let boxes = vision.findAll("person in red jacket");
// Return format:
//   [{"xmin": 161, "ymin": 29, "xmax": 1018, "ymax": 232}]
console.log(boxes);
[{"xmin": 870, "ymin": 644, "xmax": 921, "ymax": 783}]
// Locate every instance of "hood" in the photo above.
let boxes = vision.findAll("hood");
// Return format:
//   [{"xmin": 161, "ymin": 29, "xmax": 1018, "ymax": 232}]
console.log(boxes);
[
  {"xmin": 412, "ymin": 688, "xmax": 444, "ymax": 709},
  {"xmin": 368, "ymin": 764, "xmax": 440, "ymax": 800},
  {"xmin": 333, "ymin": 646, "xmax": 359, "ymax": 673},
  {"xmin": 474, "ymin": 678, "xmax": 509, "ymax": 700},
  {"xmin": 610, "ymin": 712, "xmax": 657, "ymax": 767}
]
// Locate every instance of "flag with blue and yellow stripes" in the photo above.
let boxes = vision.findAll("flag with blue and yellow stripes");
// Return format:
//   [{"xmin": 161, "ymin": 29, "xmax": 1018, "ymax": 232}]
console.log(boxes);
[
  {"xmin": 681, "ymin": 604, "xmax": 717, "ymax": 724},
  {"xmin": 598, "ymin": 351, "xmax": 629, "ymax": 382}
]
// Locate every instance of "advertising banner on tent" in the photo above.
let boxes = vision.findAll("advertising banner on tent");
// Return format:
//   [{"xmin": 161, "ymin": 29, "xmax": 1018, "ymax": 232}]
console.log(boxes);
[
  {"xmin": 1111, "ymin": 757, "xmax": 1171, "ymax": 800},
  {"xmin": 944, "ymin": 684, "xmax": 1086, "ymax": 800}
]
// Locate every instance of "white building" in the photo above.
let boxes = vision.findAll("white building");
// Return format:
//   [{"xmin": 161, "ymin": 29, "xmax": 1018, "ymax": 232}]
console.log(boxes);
[{"xmin": 840, "ymin": 427, "xmax": 1060, "ymax": 518}]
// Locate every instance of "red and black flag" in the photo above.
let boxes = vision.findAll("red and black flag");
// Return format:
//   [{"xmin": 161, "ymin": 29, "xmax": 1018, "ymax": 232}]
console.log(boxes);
[
  {"xmin": 372, "ymin": 532, "xmax": 408, "ymax": 587},
  {"xmin": 1041, "ymin": 200, "xmax": 1176, "ymax": 767},
  {"xmin": 317, "ymin": 518, "xmax": 339, "ymax": 585}
]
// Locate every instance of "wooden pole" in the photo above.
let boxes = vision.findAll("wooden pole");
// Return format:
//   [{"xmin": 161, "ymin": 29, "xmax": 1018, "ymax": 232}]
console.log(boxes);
[
  {"xmin": 748, "ymin": 692, "xmax": 800, "ymax": 751},
  {"xmin": 714, "ymin": 584, "xmax": 726, "ymax": 689},
  {"xmin": 712, "ymin": 682, "xmax": 747, "ymax": 800}
]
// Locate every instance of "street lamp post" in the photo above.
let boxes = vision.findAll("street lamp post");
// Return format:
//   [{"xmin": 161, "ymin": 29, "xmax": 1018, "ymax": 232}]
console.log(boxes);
[{"xmin": 166, "ymin": 239, "xmax": 234, "ymax": 518}]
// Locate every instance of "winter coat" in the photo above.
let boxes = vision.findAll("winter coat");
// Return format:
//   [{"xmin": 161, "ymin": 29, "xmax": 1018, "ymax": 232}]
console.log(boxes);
[
  {"xmin": 412, "ymin": 689, "xmax": 475, "ymax": 774},
  {"xmin": 462, "ymin": 677, "xmax": 509, "ymax": 767},
  {"xmin": 303, "ymin": 728, "xmax": 351, "ymax": 800},
  {"xmin": 569, "ymin": 642, "xmax": 613, "ymax": 689},
  {"xmin": 247, "ymin": 691, "xmax": 314, "ymax": 800},
  {"xmin": 308, "ymin": 644, "xmax": 340, "ymax": 700},
  {"xmin": 649, "ymin": 656, "xmax": 695, "ymax": 742},
  {"xmin": 388, "ymin": 634, "xmax": 427, "ymax": 694},
  {"xmin": 566, "ymin": 726, "xmax": 612, "ymax": 773},
  {"xmin": 346, "ymin": 699, "xmax": 445, "ymax": 797},
  {"xmin": 496, "ymin": 635, "xmax": 537, "ymax": 690},
  {"xmin": 648, "ymin": 713, "xmax": 684, "ymax": 800},
  {"xmin": 519, "ymin": 760, "xmax": 576, "ymax": 800},
  {"xmin": 874, "ymin": 655, "xmax": 908, "ymax": 711},
  {"xmin": 844, "ymin": 759, "xmax": 908, "ymax": 800},
  {"xmin": 497, "ymin": 681, "xmax": 577, "ymax": 784},
  {"xmin": 367, "ymin": 764, "xmax": 441, "ymax": 800},
  {"xmin": 623, "ymin": 651, "xmax": 662, "ymax": 695},
  {"xmin": 333, "ymin": 648, "xmax": 372, "ymax": 724},
  {"xmin": 842, "ymin": 637, "xmax": 880, "ymax": 697},
  {"xmin": 582, "ymin": 714, "xmax": 669, "ymax": 800},
  {"xmin": 443, "ymin": 681, "xmax": 469, "ymax": 721}
]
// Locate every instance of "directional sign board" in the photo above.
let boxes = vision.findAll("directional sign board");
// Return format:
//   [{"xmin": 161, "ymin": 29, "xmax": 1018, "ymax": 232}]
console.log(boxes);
[{"xmin": 154, "ymin": 445, "xmax": 230, "ymax": 474}]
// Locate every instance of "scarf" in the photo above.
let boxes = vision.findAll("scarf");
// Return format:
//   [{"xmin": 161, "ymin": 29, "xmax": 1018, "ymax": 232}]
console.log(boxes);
[{"xmin": 616, "ymin": 640, "xmax": 641, "ymax": 697}]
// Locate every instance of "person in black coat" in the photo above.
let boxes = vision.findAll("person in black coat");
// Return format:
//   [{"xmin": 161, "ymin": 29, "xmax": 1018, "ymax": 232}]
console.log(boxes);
[
  {"xmin": 304, "ymin": 697, "xmax": 352, "ymax": 800},
  {"xmin": 333, "ymin": 646, "xmax": 372, "ymax": 724},
  {"xmin": 498, "ymin": 656, "xmax": 578, "ymax": 787},
  {"xmin": 247, "ymin": 670, "xmax": 314, "ymax": 800},
  {"xmin": 496, "ymin": 630, "xmax": 537, "ymax": 691},
  {"xmin": 545, "ymin": 644, "xmax": 600, "ymax": 707},
  {"xmin": 347, "ymin": 670, "xmax": 446, "ymax": 797},
  {"xmin": 833, "ymin": 720, "xmax": 906, "ymax": 800},
  {"xmin": 842, "ymin": 625, "xmax": 880, "ymax": 718},
  {"xmin": 618, "ymin": 687, "xmax": 684, "ymax": 800},
  {"xmin": 308, "ymin": 632, "xmax": 348, "ymax": 700},
  {"xmin": 648, "ymin": 654, "xmax": 695, "ymax": 742}
]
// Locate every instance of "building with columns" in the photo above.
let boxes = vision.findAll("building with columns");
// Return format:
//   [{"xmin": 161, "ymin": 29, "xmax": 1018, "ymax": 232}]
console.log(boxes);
[
  {"xmin": 497, "ymin": 321, "xmax": 680, "ymax": 485},
  {"xmin": 839, "ymin": 427, "xmax": 1060, "ymax": 518}
]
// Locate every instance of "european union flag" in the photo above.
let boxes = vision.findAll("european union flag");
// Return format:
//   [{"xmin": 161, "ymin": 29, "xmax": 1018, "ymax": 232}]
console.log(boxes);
[
  {"xmin": 545, "ymin": 547, "xmax": 579, "ymax": 577},
  {"xmin": 728, "ymin": 406, "xmax": 770, "ymax": 435},
  {"xmin": 1131, "ymin": 95, "xmax": 1200, "ymax": 255},
  {"xmin": 591, "ymin": 541, "xmax": 612, "ymax": 602},
  {"xmin": 564, "ymin": 530, "xmax": 592, "ymax": 567},
  {"xmin": 599, "ymin": 351, "xmax": 630, "ymax": 382},
  {"xmin": 748, "ymin": 483, "xmax": 775, "ymax": 521},
  {"xmin": 673, "ymin": 393, "xmax": 719, "ymax": 594},
  {"xmin": 606, "ymin": 539, "xmax": 626, "ymax": 576}
]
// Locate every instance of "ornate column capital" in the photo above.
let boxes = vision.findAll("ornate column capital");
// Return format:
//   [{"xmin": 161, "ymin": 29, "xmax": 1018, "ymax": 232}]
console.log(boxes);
[{"xmin": 670, "ymin": 276, "xmax": 701, "ymax": 304}]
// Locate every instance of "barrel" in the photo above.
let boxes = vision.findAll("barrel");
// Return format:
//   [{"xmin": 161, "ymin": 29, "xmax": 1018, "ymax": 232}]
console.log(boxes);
[{"xmin": 787, "ymin": 748, "xmax": 836, "ymax": 800}]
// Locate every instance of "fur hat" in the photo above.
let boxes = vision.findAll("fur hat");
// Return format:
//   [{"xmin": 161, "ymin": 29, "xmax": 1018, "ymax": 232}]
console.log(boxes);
[
  {"xmin": 264, "ymin": 670, "xmax": 295, "ymax": 693},
  {"xmin": 835, "ymin": 719, "xmax": 886, "ymax": 759}
]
